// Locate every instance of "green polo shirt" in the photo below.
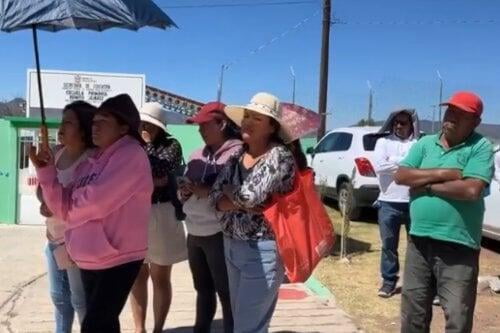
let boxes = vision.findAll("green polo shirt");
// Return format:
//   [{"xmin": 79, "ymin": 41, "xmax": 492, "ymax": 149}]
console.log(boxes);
[{"xmin": 400, "ymin": 132, "xmax": 493, "ymax": 249}]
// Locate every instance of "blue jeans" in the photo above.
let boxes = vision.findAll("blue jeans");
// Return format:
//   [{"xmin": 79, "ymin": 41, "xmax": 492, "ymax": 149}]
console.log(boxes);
[
  {"xmin": 45, "ymin": 243, "xmax": 86, "ymax": 333},
  {"xmin": 377, "ymin": 201, "xmax": 410, "ymax": 286},
  {"xmin": 224, "ymin": 237, "xmax": 285, "ymax": 333}
]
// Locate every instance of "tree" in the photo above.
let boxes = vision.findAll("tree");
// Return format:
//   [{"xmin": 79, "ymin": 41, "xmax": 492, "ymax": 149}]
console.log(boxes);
[
  {"xmin": 0, "ymin": 98, "xmax": 26, "ymax": 117},
  {"xmin": 356, "ymin": 118, "xmax": 376, "ymax": 127}
]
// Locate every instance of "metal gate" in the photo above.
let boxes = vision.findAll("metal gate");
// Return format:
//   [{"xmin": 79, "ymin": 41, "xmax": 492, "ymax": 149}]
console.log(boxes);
[{"xmin": 17, "ymin": 128, "xmax": 58, "ymax": 225}]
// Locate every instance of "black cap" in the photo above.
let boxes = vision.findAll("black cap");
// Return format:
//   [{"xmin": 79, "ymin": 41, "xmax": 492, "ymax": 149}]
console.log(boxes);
[{"xmin": 98, "ymin": 94, "xmax": 145, "ymax": 144}]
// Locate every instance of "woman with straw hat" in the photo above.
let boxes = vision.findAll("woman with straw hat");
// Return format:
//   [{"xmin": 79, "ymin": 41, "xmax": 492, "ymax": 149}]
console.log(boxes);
[
  {"xmin": 129, "ymin": 102, "xmax": 187, "ymax": 333},
  {"xmin": 209, "ymin": 92, "xmax": 307, "ymax": 333}
]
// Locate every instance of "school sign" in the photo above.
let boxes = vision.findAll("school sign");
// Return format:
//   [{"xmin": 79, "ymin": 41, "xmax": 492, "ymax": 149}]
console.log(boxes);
[{"xmin": 26, "ymin": 69, "xmax": 145, "ymax": 119}]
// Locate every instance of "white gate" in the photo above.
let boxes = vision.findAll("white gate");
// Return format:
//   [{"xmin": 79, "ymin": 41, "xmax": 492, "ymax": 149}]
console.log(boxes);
[{"xmin": 17, "ymin": 128, "xmax": 58, "ymax": 225}]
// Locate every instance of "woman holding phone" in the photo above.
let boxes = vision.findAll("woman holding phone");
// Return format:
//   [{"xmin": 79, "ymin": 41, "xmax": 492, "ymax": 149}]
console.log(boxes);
[{"xmin": 179, "ymin": 101, "xmax": 242, "ymax": 333}]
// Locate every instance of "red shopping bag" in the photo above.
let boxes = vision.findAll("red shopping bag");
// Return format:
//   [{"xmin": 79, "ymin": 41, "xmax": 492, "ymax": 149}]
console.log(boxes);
[{"xmin": 263, "ymin": 168, "xmax": 335, "ymax": 283}]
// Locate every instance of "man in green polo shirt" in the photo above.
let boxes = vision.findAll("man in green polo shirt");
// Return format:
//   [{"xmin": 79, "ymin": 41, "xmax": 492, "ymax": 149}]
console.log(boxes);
[{"xmin": 394, "ymin": 91, "xmax": 493, "ymax": 333}]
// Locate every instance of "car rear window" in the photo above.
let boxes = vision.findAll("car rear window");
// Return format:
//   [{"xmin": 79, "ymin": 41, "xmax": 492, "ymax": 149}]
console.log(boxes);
[{"xmin": 363, "ymin": 133, "xmax": 388, "ymax": 151}]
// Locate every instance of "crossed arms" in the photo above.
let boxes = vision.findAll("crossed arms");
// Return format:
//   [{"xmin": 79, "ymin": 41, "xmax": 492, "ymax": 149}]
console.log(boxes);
[{"xmin": 394, "ymin": 167, "xmax": 486, "ymax": 201}]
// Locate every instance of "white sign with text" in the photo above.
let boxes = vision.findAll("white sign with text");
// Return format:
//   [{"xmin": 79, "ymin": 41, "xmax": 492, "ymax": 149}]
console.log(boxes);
[{"xmin": 27, "ymin": 69, "xmax": 145, "ymax": 117}]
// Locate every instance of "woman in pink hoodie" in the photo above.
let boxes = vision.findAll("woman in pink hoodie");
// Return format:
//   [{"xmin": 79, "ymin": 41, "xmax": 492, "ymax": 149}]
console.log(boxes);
[{"xmin": 31, "ymin": 94, "xmax": 153, "ymax": 333}]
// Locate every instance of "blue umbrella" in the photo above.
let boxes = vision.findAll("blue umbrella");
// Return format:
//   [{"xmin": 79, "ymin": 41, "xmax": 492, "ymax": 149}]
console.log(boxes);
[{"xmin": 0, "ymin": 0, "xmax": 176, "ymax": 146}]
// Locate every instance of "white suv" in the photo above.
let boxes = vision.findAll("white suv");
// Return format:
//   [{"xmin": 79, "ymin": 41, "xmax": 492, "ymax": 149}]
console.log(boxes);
[
  {"xmin": 307, "ymin": 126, "xmax": 384, "ymax": 219},
  {"xmin": 483, "ymin": 150, "xmax": 500, "ymax": 241}
]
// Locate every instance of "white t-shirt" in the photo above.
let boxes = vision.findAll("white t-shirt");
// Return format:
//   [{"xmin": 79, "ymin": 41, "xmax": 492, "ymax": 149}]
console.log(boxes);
[
  {"xmin": 494, "ymin": 151, "xmax": 500, "ymax": 182},
  {"xmin": 46, "ymin": 148, "xmax": 90, "ymax": 244},
  {"xmin": 373, "ymin": 134, "xmax": 417, "ymax": 203}
]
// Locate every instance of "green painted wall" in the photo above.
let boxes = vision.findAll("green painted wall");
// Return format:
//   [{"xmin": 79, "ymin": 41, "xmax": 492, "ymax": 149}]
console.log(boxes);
[
  {"xmin": 0, "ymin": 118, "xmax": 317, "ymax": 224},
  {"xmin": 0, "ymin": 117, "xmax": 61, "ymax": 224},
  {"xmin": 168, "ymin": 125, "xmax": 316, "ymax": 158},
  {"xmin": 301, "ymin": 137, "xmax": 317, "ymax": 152},
  {"xmin": 0, "ymin": 119, "xmax": 18, "ymax": 224},
  {"xmin": 167, "ymin": 125, "xmax": 203, "ymax": 160}
]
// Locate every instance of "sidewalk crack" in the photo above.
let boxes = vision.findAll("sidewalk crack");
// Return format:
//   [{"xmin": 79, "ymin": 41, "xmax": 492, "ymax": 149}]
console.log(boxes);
[{"xmin": 0, "ymin": 273, "xmax": 46, "ymax": 333}]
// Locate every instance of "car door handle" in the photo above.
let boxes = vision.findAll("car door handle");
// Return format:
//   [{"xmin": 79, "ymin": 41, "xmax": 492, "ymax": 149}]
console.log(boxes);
[{"xmin": 337, "ymin": 156, "xmax": 344, "ymax": 160}]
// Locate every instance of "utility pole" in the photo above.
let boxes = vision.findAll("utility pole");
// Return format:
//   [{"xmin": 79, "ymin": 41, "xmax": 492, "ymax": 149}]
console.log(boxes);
[
  {"xmin": 431, "ymin": 105, "xmax": 437, "ymax": 133},
  {"xmin": 290, "ymin": 66, "xmax": 296, "ymax": 104},
  {"xmin": 437, "ymin": 70, "xmax": 443, "ymax": 127},
  {"xmin": 317, "ymin": 0, "xmax": 331, "ymax": 141},
  {"xmin": 367, "ymin": 80, "xmax": 373, "ymax": 125},
  {"xmin": 217, "ymin": 64, "xmax": 226, "ymax": 102}
]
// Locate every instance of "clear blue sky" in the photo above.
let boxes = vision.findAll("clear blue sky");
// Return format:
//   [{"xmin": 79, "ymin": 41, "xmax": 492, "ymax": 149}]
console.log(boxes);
[{"xmin": 1, "ymin": 0, "xmax": 499, "ymax": 129}]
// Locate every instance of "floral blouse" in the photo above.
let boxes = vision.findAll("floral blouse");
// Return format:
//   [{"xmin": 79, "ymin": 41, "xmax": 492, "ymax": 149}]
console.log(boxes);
[
  {"xmin": 145, "ymin": 136, "xmax": 183, "ymax": 203},
  {"xmin": 209, "ymin": 145, "xmax": 295, "ymax": 241}
]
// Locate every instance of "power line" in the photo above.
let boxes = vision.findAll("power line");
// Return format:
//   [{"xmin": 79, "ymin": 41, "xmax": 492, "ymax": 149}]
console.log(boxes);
[
  {"xmin": 332, "ymin": 18, "xmax": 498, "ymax": 26},
  {"xmin": 159, "ymin": 1, "xmax": 318, "ymax": 9},
  {"xmin": 214, "ymin": 8, "xmax": 319, "ymax": 100},
  {"xmin": 224, "ymin": 9, "xmax": 320, "ymax": 70}
]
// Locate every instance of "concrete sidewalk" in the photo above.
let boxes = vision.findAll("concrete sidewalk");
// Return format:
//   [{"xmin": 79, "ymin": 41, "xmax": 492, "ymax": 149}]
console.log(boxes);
[{"xmin": 0, "ymin": 226, "xmax": 361, "ymax": 333}]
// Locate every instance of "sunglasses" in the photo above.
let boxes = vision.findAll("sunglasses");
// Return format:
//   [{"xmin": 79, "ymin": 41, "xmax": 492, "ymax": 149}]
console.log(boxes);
[{"xmin": 394, "ymin": 119, "xmax": 410, "ymax": 126}]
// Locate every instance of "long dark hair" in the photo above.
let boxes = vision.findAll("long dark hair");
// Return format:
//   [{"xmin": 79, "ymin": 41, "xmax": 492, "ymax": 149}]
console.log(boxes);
[
  {"xmin": 63, "ymin": 101, "xmax": 97, "ymax": 148},
  {"xmin": 269, "ymin": 119, "xmax": 308, "ymax": 171},
  {"xmin": 150, "ymin": 125, "xmax": 171, "ymax": 147},
  {"xmin": 220, "ymin": 118, "xmax": 242, "ymax": 141}
]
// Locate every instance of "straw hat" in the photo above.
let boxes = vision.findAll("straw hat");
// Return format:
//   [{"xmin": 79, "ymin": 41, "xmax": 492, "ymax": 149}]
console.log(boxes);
[
  {"xmin": 140, "ymin": 102, "xmax": 167, "ymax": 132},
  {"xmin": 224, "ymin": 92, "xmax": 292, "ymax": 143}
]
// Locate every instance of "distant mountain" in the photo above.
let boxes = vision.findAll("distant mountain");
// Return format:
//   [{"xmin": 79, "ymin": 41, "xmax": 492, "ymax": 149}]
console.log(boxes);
[
  {"xmin": 0, "ymin": 98, "xmax": 25, "ymax": 117},
  {"xmin": 417, "ymin": 120, "xmax": 500, "ymax": 142}
]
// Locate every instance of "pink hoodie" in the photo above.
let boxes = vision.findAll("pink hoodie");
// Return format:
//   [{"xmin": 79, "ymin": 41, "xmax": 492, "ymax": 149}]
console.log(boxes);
[{"xmin": 37, "ymin": 136, "xmax": 153, "ymax": 270}]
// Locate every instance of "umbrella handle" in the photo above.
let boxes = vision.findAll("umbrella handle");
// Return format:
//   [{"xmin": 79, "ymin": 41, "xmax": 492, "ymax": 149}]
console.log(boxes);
[
  {"xmin": 40, "ymin": 124, "xmax": 49, "ymax": 152},
  {"xmin": 32, "ymin": 25, "xmax": 46, "ymax": 124}
]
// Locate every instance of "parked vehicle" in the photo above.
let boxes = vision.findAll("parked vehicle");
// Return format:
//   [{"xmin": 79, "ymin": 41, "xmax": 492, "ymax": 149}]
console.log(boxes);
[
  {"xmin": 308, "ymin": 127, "xmax": 500, "ymax": 238},
  {"xmin": 307, "ymin": 126, "xmax": 386, "ymax": 219},
  {"xmin": 483, "ymin": 149, "xmax": 500, "ymax": 241}
]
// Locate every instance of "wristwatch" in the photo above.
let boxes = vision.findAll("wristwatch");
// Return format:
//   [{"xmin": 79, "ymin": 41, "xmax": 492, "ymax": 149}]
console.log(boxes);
[{"xmin": 425, "ymin": 184, "xmax": 433, "ymax": 196}]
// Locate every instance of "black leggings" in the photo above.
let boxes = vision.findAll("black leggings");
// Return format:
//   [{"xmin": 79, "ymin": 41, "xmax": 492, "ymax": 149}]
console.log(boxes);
[
  {"xmin": 80, "ymin": 260, "xmax": 143, "ymax": 333},
  {"xmin": 188, "ymin": 233, "xmax": 233, "ymax": 333}
]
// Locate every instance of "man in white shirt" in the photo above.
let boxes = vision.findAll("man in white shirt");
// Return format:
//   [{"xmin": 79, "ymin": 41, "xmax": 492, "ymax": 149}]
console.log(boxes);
[
  {"xmin": 494, "ymin": 148, "xmax": 500, "ymax": 182},
  {"xmin": 373, "ymin": 109, "xmax": 418, "ymax": 297}
]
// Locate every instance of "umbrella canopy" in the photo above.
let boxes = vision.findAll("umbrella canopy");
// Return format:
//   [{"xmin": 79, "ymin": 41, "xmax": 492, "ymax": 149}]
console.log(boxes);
[
  {"xmin": 0, "ymin": 0, "xmax": 177, "ymax": 32},
  {"xmin": 0, "ymin": 0, "xmax": 176, "ymax": 147},
  {"xmin": 281, "ymin": 102, "xmax": 320, "ymax": 142}
]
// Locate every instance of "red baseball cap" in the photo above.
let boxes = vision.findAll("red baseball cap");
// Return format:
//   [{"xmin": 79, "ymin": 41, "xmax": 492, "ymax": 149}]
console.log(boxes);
[
  {"xmin": 440, "ymin": 91, "xmax": 483, "ymax": 117},
  {"xmin": 186, "ymin": 101, "xmax": 226, "ymax": 124}
]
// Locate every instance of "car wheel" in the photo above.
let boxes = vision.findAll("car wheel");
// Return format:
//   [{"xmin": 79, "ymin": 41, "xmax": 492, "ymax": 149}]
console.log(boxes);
[{"xmin": 338, "ymin": 182, "xmax": 361, "ymax": 220}]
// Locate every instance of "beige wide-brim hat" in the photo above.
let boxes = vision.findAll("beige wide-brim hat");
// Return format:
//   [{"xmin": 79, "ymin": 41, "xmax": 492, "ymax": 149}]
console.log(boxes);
[
  {"xmin": 224, "ymin": 92, "xmax": 293, "ymax": 143},
  {"xmin": 140, "ymin": 102, "xmax": 167, "ymax": 132}
]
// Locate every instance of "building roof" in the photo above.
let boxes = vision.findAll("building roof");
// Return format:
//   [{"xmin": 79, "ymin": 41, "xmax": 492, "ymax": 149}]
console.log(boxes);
[{"xmin": 1, "ymin": 117, "xmax": 60, "ymax": 128}]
